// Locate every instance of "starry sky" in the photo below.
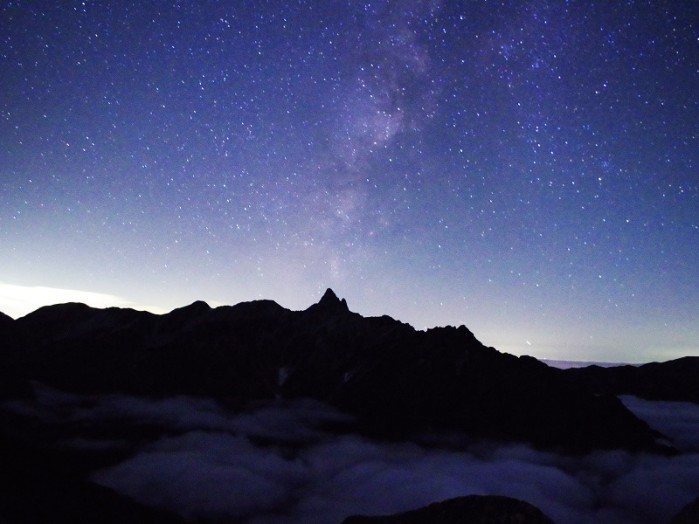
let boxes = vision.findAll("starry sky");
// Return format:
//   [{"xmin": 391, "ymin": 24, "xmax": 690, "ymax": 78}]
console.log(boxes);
[{"xmin": 1, "ymin": 1, "xmax": 697, "ymax": 362}]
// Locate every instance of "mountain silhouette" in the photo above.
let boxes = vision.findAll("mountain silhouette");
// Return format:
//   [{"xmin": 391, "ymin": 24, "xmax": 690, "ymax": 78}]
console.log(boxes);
[
  {"xmin": 306, "ymin": 287, "xmax": 350, "ymax": 314},
  {"xmin": 0, "ymin": 310, "xmax": 13, "ymax": 327},
  {"xmin": 559, "ymin": 357, "xmax": 699, "ymax": 405},
  {"xmin": 0, "ymin": 289, "xmax": 668, "ymax": 453}
]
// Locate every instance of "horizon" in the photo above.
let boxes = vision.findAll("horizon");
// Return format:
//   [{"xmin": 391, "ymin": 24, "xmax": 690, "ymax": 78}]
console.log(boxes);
[
  {"xmin": 2, "ymin": 2, "xmax": 697, "ymax": 365},
  {"xmin": 0, "ymin": 281, "xmax": 689, "ymax": 365}
]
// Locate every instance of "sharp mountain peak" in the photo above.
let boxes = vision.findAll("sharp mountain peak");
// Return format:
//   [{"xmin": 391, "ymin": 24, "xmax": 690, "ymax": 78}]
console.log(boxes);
[{"xmin": 307, "ymin": 288, "xmax": 350, "ymax": 314}]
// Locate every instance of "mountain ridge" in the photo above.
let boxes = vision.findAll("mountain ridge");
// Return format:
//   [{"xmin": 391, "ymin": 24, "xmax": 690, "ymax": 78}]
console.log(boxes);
[
  {"xmin": 559, "ymin": 357, "xmax": 699, "ymax": 405},
  {"xmin": 0, "ymin": 289, "xmax": 674, "ymax": 453}
]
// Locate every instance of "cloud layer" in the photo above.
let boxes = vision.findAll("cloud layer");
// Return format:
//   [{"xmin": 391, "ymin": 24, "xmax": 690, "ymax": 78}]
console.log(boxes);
[{"xmin": 5, "ymin": 384, "xmax": 699, "ymax": 524}]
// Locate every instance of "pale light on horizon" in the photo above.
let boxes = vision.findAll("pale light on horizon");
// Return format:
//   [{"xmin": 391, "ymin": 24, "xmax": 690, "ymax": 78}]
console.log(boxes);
[
  {"xmin": 0, "ymin": 281, "xmax": 694, "ymax": 364},
  {"xmin": 0, "ymin": 281, "xmax": 167, "ymax": 319}
]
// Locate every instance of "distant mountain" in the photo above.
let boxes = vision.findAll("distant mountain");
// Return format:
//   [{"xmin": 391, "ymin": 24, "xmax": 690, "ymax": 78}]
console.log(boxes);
[
  {"xmin": 0, "ymin": 289, "xmax": 666, "ymax": 453},
  {"xmin": 560, "ymin": 357, "xmax": 699, "ymax": 405},
  {"xmin": 542, "ymin": 359, "xmax": 628, "ymax": 369}
]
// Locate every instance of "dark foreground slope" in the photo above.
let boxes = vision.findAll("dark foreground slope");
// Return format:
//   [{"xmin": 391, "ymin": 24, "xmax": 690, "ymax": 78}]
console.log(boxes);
[
  {"xmin": 1, "ymin": 289, "xmax": 663, "ymax": 453},
  {"xmin": 342, "ymin": 495, "xmax": 555, "ymax": 524}
]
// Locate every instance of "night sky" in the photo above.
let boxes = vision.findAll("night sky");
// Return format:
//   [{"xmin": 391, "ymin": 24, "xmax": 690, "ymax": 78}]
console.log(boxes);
[{"xmin": 1, "ymin": 1, "xmax": 697, "ymax": 362}]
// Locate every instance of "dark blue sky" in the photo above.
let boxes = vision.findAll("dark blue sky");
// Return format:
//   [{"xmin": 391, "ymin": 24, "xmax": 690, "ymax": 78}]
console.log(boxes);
[{"xmin": 1, "ymin": 1, "xmax": 697, "ymax": 361}]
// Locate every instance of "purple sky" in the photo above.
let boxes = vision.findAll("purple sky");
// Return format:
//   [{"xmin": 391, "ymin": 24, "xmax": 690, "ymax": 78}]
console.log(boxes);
[{"xmin": 1, "ymin": 1, "xmax": 697, "ymax": 362}]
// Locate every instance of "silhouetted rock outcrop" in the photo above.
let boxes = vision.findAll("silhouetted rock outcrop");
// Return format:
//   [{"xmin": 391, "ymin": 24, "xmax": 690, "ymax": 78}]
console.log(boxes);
[
  {"xmin": 0, "ymin": 310, "xmax": 13, "ymax": 327},
  {"xmin": 0, "ymin": 290, "xmax": 668, "ymax": 452},
  {"xmin": 306, "ymin": 287, "xmax": 350, "ymax": 315},
  {"xmin": 560, "ymin": 357, "xmax": 699, "ymax": 405},
  {"xmin": 0, "ymin": 310, "xmax": 29, "ymax": 399},
  {"xmin": 0, "ymin": 310, "xmax": 15, "ymax": 350},
  {"xmin": 341, "ymin": 495, "xmax": 555, "ymax": 524}
]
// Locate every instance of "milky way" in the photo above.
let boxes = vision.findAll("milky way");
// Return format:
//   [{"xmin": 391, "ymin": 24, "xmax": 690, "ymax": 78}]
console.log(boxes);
[{"xmin": 1, "ymin": 1, "xmax": 697, "ymax": 361}]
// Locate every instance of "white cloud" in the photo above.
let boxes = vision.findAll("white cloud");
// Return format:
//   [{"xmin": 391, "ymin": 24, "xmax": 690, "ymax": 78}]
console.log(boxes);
[
  {"xmin": 621, "ymin": 396, "xmax": 699, "ymax": 452},
  {"xmin": 90, "ymin": 421, "xmax": 699, "ymax": 524},
  {"xmin": 0, "ymin": 281, "xmax": 166, "ymax": 318}
]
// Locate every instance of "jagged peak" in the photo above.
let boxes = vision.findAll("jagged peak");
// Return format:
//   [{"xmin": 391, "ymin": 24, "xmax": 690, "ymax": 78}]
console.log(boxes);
[
  {"xmin": 307, "ymin": 288, "xmax": 349, "ymax": 314},
  {"xmin": 320, "ymin": 288, "xmax": 341, "ymax": 304}
]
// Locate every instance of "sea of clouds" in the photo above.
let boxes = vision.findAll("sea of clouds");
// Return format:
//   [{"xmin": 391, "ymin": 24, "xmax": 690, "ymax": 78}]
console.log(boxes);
[{"xmin": 4, "ymin": 383, "xmax": 699, "ymax": 524}]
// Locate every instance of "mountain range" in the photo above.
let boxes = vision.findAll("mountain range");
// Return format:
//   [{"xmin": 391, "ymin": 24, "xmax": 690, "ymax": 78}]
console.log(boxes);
[
  {"xmin": 2, "ymin": 288, "xmax": 690, "ymax": 453},
  {"xmin": 1, "ymin": 289, "xmax": 698, "ymax": 523}
]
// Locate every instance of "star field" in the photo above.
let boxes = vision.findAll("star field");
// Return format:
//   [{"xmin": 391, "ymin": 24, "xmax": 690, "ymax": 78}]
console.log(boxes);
[{"xmin": 1, "ymin": 1, "xmax": 697, "ymax": 361}]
